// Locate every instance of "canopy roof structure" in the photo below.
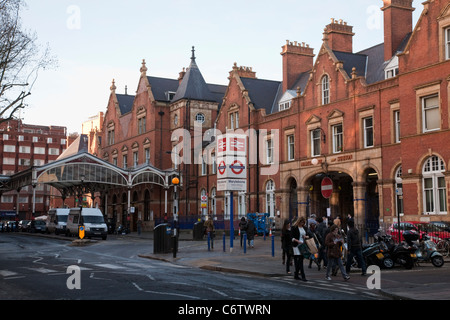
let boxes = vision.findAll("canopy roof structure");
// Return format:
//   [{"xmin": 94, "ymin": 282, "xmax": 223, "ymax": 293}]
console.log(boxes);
[{"xmin": 3, "ymin": 135, "xmax": 179, "ymax": 201}]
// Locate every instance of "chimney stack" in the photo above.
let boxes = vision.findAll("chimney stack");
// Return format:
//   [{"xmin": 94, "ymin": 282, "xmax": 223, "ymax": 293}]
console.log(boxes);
[
  {"xmin": 230, "ymin": 62, "xmax": 257, "ymax": 79},
  {"xmin": 281, "ymin": 40, "xmax": 314, "ymax": 93},
  {"xmin": 381, "ymin": 0, "xmax": 415, "ymax": 61},
  {"xmin": 323, "ymin": 19, "xmax": 355, "ymax": 53}
]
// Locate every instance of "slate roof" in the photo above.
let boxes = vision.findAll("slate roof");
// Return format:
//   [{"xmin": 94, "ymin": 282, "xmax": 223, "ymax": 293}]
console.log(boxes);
[
  {"xmin": 333, "ymin": 50, "xmax": 368, "ymax": 79},
  {"xmin": 240, "ymin": 77, "xmax": 282, "ymax": 115},
  {"xmin": 147, "ymin": 76, "xmax": 179, "ymax": 102},
  {"xmin": 116, "ymin": 94, "xmax": 135, "ymax": 115},
  {"xmin": 172, "ymin": 49, "xmax": 217, "ymax": 103}
]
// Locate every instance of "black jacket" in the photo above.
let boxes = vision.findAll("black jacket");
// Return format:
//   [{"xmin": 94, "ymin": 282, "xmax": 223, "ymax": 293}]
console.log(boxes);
[{"xmin": 347, "ymin": 227, "xmax": 362, "ymax": 249}]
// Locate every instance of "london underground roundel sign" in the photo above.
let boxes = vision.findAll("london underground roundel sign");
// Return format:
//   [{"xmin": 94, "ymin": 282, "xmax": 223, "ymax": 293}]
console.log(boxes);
[
  {"xmin": 218, "ymin": 160, "xmax": 226, "ymax": 175},
  {"xmin": 230, "ymin": 159, "xmax": 245, "ymax": 175},
  {"xmin": 321, "ymin": 177, "xmax": 333, "ymax": 199}
]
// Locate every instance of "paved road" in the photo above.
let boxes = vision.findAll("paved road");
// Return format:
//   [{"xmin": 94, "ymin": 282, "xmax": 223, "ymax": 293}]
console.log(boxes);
[{"xmin": 0, "ymin": 233, "xmax": 387, "ymax": 301}]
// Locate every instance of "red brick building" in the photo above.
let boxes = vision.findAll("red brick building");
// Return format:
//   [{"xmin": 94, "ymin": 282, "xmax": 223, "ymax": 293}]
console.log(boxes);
[
  {"xmin": 96, "ymin": 0, "xmax": 450, "ymax": 232},
  {"xmin": 0, "ymin": 119, "xmax": 68, "ymax": 220}
]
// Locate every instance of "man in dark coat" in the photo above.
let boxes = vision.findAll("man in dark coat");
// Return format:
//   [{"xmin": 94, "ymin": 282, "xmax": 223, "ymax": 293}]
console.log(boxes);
[
  {"xmin": 345, "ymin": 220, "xmax": 367, "ymax": 275},
  {"xmin": 246, "ymin": 219, "xmax": 256, "ymax": 248}
]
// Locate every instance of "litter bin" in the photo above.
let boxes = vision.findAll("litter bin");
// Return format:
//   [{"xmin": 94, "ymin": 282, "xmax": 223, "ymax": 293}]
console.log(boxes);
[
  {"xmin": 153, "ymin": 223, "xmax": 173, "ymax": 254},
  {"xmin": 193, "ymin": 221, "xmax": 204, "ymax": 240}
]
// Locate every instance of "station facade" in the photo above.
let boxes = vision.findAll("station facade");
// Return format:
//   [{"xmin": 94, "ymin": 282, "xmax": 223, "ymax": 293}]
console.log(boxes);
[{"xmin": 92, "ymin": 0, "xmax": 450, "ymax": 232}]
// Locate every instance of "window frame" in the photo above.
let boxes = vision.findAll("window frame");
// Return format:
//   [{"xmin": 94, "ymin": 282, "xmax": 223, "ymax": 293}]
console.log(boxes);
[
  {"xmin": 394, "ymin": 110, "xmax": 401, "ymax": 143},
  {"xmin": 422, "ymin": 94, "xmax": 440, "ymax": 133},
  {"xmin": 287, "ymin": 135, "xmax": 295, "ymax": 161},
  {"xmin": 446, "ymin": 27, "xmax": 450, "ymax": 60},
  {"xmin": 266, "ymin": 139, "xmax": 274, "ymax": 164},
  {"xmin": 422, "ymin": 156, "xmax": 447, "ymax": 215},
  {"xmin": 363, "ymin": 116, "xmax": 374, "ymax": 148},
  {"xmin": 311, "ymin": 129, "xmax": 321, "ymax": 157},
  {"xmin": 332, "ymin": 123, "xmax": 343, "ymax": 153},
  {"xmin": 195, "ymin": 113, "xmax": 205, "ymax": 124},
  {"xmin": 321, "ymin": 75, "xmax": 330, "ymax": 105}
]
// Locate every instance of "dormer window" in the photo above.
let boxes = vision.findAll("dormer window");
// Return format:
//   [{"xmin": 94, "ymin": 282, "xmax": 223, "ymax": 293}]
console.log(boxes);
[
  {"xmin": 279, "ymin": 101, "xmax": 291, "ymax": 111},
  {"xmin": 385, "ymin": 56, "xmax": 399, "ymax": 79},
  {"xmin": 385, "ymin": 67, "xmax": 399, "ymax": 79},
  {"xmin": 166, "ymin": 91, "xmax": 176, "ymax": 101}
]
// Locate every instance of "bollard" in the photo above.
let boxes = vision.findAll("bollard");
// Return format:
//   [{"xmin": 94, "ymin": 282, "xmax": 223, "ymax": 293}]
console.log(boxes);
[
  {"xmin": 223, "ymin": 232, "xmax": 226, "ymax": 252},
  {"xmin": 243, "ymin": 233, "xmax": 247, "ymax": 254},
  {"xmin": 271, "ymin": 232, "xmax": 275, "ymax": 257},
  {"xmin": 207, "ymin": 232, "xmax": 211, "ymax": 251}
]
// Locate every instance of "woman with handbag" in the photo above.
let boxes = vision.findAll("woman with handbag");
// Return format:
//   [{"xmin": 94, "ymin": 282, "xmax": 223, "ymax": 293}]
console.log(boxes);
[
  {"xmin": 307, "ymin": 222, "xmax": 321, "ymax": 271},
  {"xmin": 291, "ymin": 216, "xmax": 309, "ymax": 281}
]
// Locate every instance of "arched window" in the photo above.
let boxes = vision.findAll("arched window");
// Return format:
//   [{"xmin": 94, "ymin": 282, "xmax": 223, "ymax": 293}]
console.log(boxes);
[
  {"xmin": 266, "ymin": 180, "xmax": 275, "ymax": 218},
  {"xmin": 321, "ymin": 75, "xmax": 330, "ymax": 105},
  {"xmin": 395, "ymin": 166, "xmax": 403, "ymax": 217},
  {"xmin": 422, "ymin": 156, "xmax": 447, "ymax": 215}
]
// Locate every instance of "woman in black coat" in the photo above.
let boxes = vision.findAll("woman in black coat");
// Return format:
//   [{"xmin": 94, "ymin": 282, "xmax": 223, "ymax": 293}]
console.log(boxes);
[
  {"xmin": 281, "ymin": 219, "xmax": 293, "ymax": 274},
  {"xmin": 246, "ymin": 219, "xmax": 256, "ymax": 248}
]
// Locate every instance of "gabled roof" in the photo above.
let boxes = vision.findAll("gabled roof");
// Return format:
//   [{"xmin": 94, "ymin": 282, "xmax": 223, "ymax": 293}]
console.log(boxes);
[{"xmin": 172, "ymin": 47, "xmax": 217, "ymax": 103}]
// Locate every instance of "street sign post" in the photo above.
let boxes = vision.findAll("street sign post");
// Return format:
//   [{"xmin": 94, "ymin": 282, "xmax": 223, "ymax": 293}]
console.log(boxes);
[{"xmin": 216, "ymin": 133, "xmax": 247, "ymax": 252}]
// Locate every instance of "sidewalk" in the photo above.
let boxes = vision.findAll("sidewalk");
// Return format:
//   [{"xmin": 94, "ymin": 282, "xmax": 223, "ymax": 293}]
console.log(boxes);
[{"xmin": 133, "ymin": 230, "xmax": 450, "ymax": 300}]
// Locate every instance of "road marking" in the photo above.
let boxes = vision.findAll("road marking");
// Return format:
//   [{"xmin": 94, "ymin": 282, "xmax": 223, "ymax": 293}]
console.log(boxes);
[
  {"xmin": 93, "ymin": 264, "xmax": 125, "ymax": 270},
  {"xmin": 0, "ymin": 270, "xmax": 18, "ymax": 277},
  {"xmin": 27, "ymin": 267, "xmax": 58, "ymax": 274}
]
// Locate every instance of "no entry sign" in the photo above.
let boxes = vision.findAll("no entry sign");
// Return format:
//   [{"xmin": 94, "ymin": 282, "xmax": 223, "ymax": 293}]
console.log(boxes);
[{"xmin": 321, "ymin": 177, "xmax": 333, "ymax": 199}]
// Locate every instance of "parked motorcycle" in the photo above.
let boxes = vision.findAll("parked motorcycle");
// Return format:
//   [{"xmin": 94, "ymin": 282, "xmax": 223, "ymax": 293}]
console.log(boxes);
[
  {"xmin": 116, "ymin": 224, "xmax": 130, "ymax": 235},
  {"xmin": 415, "ymin": 234, "xmax": 445, "ymax": 267},
  {"xmin": 362, "ymin": 233, "xmax": 394, "ymax": 269},
  {"xmin": 384, "ymin": 230, "xmax": 418, "ymax": 269}
]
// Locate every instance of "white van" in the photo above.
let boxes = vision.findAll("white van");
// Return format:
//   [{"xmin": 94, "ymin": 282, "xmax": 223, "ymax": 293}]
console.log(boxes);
[
  {"xmin": 47, "ymin": 208, "xmax": 70, "ymax": 235},
  {"xmin": 66, "ymin": 207, "xmax": 108, "ymax": 240}
]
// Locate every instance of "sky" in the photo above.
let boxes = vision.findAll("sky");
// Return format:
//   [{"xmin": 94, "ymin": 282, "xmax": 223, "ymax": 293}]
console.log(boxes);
[{"xmin": 18, "ymin": 0, "xmax": 421, "ymax": 134}]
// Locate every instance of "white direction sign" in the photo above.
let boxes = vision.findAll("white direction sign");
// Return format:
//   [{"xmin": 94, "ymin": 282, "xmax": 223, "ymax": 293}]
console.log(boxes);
[{"xmin": 217, "ymin": 179, "xmax": 247, "ymax": 192}]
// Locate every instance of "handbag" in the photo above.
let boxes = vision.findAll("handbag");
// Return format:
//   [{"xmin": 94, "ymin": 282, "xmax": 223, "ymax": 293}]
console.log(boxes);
[
  {"xmin": 299, "ymin": 243, "xmax": 311, "ymax": 259},
  {"xmin": 306, "ymin": 238, "xmax": 318, "ymax": 255}
]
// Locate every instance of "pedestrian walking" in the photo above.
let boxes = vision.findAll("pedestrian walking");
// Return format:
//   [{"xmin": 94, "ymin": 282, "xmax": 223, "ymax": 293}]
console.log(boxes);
[
  {"xmin": 307, "ymin": 222, "xmax": 321, "ymax": 271},
  {"xmin": 137, "ymin": 219, "xmax": 142, "ymax": 235},
  {"xmin": 239, "ymin": 217, "xmax": 248, "ymax": 247},
  {"xmin": 281, "ymin": 219, "xmax": 293, "ymax": 274},
  {"xmin": 291, "ymin": 216, "xmax": 309, "ymax": 281},
  {"xmin": 325, "ymin": 224, "xmax": 350, "ymax": 281},
  {"xmin": 316, "ymin": 217, "xmax": 328, "ymax": 269},
  {"xmin": 246, "ymin": 218, "xmax": 256, "ymax": 248},
  {"xmin": 345, "ymin": 220, "xmax": 367, "ymax": 276},
  {"xmin": 204, "ymin": 215, "xmax": 215, "ymax": 249}
]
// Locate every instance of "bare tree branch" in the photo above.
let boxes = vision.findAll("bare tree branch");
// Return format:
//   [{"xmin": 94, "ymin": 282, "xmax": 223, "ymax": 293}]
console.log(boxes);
[{"xmin": 0, "ymin": 0, "xmax": 57, "ymax": 124}]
